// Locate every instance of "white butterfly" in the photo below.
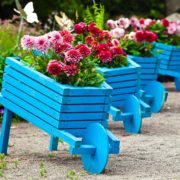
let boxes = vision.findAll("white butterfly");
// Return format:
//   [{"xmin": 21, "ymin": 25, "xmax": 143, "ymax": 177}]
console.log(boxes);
[{"xmin": 14, "ymin": 1, "xmax": 39, "ymax": 23}]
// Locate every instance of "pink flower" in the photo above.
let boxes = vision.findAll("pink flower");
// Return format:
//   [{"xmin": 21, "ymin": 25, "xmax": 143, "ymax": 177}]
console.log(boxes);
[
  {"xmin": 75, "ymin": 44, "xmax": 91, "ymax": 58},
  {"xmin": 167, "ymin": 22, "xmax": 177, "ymax": 35},
  {"xmin": 107, "ymin": 20, "xmax": 116, "ymax": 29},
  {"xmin": 60, "ymin": 30, "xmax": 74, "ymax": 43},
  {"xmin": 34, "ymin": 35, "xmax": 49, "ymax": 51},
  {"xmin": 65, "ymin": 49, "xmax": 82, "ymax": 64},
  {"xmin": 144, "ymin": 19, "xmax": 153, "ymax": 28},
  {"xmin": 111, "ymin": 39, "xmax": 119, "ymax": 46},
  {"xmin": 55, "ymin": 43, "xmax": 72, "ymax": 54},
  {"xmin": 117, "ymin": 18, "xmax": 130, "ymax": 29},
  {"xmin": 130, "ymin": 17, "xmax": 139, "ymax": 27},
  {"xmin": 98, "ymin": 50, "xmax": 112, "ymax": 63},
  {"xmin": 74, "ymin": 22, "xmax": 88, "ymax": 34},
  {"xmin": 128, "ymin": 32, "xmax": 136, "ymax": 40},
  {"xmin": 110, "ymin": 28, "xmax": 125, "ymax": 38},
  {"xmin": 138, "ymin": 18, "xmax": 145, "ymax": 29},
  {"xmin": 47, "ymin": 60, "xmax": 64, "ymax": 75},
  {"xmin": 49, "ymin": 31, "xmax": 63, "ymax": 45},
  {"xmin": 64, "ymin": 64, "xmax": 78, "ymax": 76},
  {"xmin": 21, "ymin": 35, "xmax": 35, "ymax": 50}
]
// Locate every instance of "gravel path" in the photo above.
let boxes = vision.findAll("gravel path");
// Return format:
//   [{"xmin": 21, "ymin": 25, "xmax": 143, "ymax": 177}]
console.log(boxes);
[{"xmin": 1, "ymin": 82, "xmax": 180, "ymax": 180}]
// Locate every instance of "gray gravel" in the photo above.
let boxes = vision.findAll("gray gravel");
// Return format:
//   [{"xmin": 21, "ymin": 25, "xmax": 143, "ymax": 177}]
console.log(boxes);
[{"xmin": 1, "ymin": 82, "xmax": 180, "ymax": 180}]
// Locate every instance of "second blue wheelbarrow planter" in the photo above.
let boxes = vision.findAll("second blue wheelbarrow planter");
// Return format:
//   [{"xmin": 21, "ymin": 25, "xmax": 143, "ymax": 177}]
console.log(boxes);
[
  {"xmin": 153, "ymin": 42, "xmax": 180, "ymax": 91},
  {"xmin": 128, "ymin": 55, "xmax": 167, "ymax": 113},
  {"xmin": 97, "ymin": 60, "xmax": 152, "ymax": 134},
  {"xmin": 0, "ymin": 57, "xmax": 120, "ymax": 174}
]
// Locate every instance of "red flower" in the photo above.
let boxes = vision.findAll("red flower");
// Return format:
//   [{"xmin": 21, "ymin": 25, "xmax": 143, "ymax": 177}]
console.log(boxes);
[
  {"xmin": 97, "ymin": 43, "xmax": 109, "ymax": 51},
  {"xmin": 75, "ymin": 44, "xmax": 91, "ymax": 58},
  {"xmin": 111, "ymin": 47, "xmax": 126, "ymax": 57},
  {"xmin": 98, "ymin": 50, "xmax": 112, "ymax": 63},
  {"xmin": 98, "ymin": 31, "xmax": 112, "ymax": 41},
  {"xmin": 135, "ymin": 31, "xmax": 145, "ymax": 42},
  {"xmin": 47, "ymin": 60, "xmax": 64, "ymax": 75},
  {"xmin": 85, "ymin": 36, "xmax": 94, "ymax": 45},
  {"xmin": 161, "ymin": 18, "xmax": 169, "ymax": 27},
  {"xmin": 144, "ymin": 31, "xmax": 158, "ymax": 43},
  {"xmin": 74, "ymin": 22, "xmax": 88, "ymax": 34},
  {"xmin": 60, "ymin": 30, "xmax": 74, "ymax": 43},
  {"xmin": 88, "ymin": 23, "xmax": 102, "ymax": 36},
  {"xmin": 64, "ymin": 64, "xmax": 79, "ymax": 76},
  {"xmin": 139, "ymin": 18, "xmax": 145, "ymax": 25},
  {"xmin": 54, "ymin": 43, "xmax": 72, "ymax": 53},
  {"xmin": 65, "ymin": 49, "xmax": 82, "ymax": 64}
]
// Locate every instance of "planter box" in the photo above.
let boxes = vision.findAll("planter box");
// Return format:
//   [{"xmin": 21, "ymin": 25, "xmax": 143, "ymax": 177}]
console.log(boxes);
[
  {"xmin": 153, "ymin": 42, "xmax": 180, "ymax": 73},
  {"xmin": 128, "ymin": 55, "xmax": 159, "ymax": 88},
  {"xmin": 1, "ymin": 57, "xmax": 112, "ymax": 137},
  {"xmin": 97, "ymin": 60, "xmax": 140, "ymax": 108}
]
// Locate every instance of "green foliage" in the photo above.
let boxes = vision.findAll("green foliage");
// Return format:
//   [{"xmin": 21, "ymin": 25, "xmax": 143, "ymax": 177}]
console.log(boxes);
[
  {"xmin": 39, "ymin": 162, "xmax": 47, "ymax": 177},
  {"xmin": 0, "ymin": 154, "xmax": 7, "ymax": 177},
  {"xmin": 120, "ymin": 39, "xmax": 154, "ymax": 57},
  {"xmin": 66, "ymin": 170, "xmax": 78, "ymax": 180},
  {"xmin": 83, "ymin": 3, "xmax": 105, "ymax": 29}
]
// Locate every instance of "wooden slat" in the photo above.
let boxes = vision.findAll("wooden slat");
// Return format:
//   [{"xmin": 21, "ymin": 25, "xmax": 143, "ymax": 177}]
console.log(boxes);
[
  {"xmin": 112, "ymin": 86, "xmax": 138, "ymax": 95},
  {"xmin": 108, "ymin": 80, "xmax": 138, "ymax": 89},
  {"xmin": 106, "ymin": 73, "xmax": 138, "ymax": 83}
]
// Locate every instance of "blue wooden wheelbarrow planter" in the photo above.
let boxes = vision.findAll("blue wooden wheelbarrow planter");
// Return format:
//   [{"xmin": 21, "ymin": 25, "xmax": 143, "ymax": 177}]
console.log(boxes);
[
  {"xmin": 0, "ymin": 57, "xmax": 120, "ymax": 174},
  {"xmin": 153, "ymin": 42, "xmax": 180, "ymax": 91},
  {"xmin": 127, "ymin": 55, "xmax": 167, "ymax": 113},
  {"xmin": 97, "ymin": 60, "xmax": 153, "ymax": 134}
]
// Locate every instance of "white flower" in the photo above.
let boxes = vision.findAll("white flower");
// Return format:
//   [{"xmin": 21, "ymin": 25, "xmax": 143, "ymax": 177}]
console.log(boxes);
[
  {"xmin": 110, "ymin": 28, "xmax": 125, "ymax": 38},
  {"xmin": 14, "ymin": 1, "xmax": 39, "ymax": 23},
  {"xmin": 128, "ymin": 32, "xmax": 136, "ymax": 40}
]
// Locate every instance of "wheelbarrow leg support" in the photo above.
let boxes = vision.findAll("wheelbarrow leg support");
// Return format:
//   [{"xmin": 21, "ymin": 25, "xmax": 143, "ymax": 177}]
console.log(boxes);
[
  {"xmin": 143, "ymin": 81, "xmax": 167, "ymax": 113},
  {"xmin": 0, "ymin": 108, "xmax": 13, "ymax": 154},
  {"xmin": 175, "ymin": 78, "xmax": 180, "ymax": 91},
  {"xmin": 49, "ymin": 135, "xmax": 58, "ymax": 151}
]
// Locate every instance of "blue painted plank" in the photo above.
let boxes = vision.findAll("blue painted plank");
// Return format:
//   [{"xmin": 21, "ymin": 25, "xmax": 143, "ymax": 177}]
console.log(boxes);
[
  {"xmin": 112, "ymin": 100, "xmax": 125, "ymax": 107},
  {"xmin": 97, "ymin": 60, "xmax": 140, "ymax": 77},
  {"xmin": 155, "ymin": 42, "xmax": 173, "ymax": 51},
  {"xmin": 141, "ymin": 74, "xmax": 158, "ymax": 80},
  {"xmin": 128, "ymin": 55, "xmax": 157, "ymax": 63},
  {"xmin": 59, "ymin": 120, "xmax": 107, "ymax": 129},
  {"xmin": 140, "ymin": 69, "xmax": 156, "ymax": 74},
  {"xmin": 2, "ymin": 82, "xmax": 60, "ymax": 120},
  {"xmin": 2, "ymin": 89, "xmax": 60, "ymax": 128},
  {"xmin": 108, "ymin": 80, "xmax": 138, "ymax": 89},
  {"xmin": 106, "ymin": 73, "xmax": 138, "ymax": 83},
  {"xmin": 1, "ymin": 97, "xmax": 82, "ymax": 147},
  {"xmin": 159, "ymin": 69, "xmax": 180, "ymax": 78},
  {"xmin": 69, "ymin": 145, "xmax": 96, "ymax": 155},
  {"xmin": 112, "ymin": 87, "xmax": 139, "ymax": 95},
  {"xmin": 59, "ymin": 112, "xmax": 108, "ymax": 121},
  {"xmin": 6, "ymin": 57, "xmax": 113, "ymax": 96},
  {"xmin": 112, "ymin": 93, "xmax": 135, "ymax": 101}
]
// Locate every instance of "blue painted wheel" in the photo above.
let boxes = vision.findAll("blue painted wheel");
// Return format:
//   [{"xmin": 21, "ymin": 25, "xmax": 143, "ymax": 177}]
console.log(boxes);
[
  {"xmin": 123, "ymin": 95, "xmax": 142, "ymax": 133},
  {"xmin": 143, "ymin": 81, "xmax": 166, "ymax": 113},
  {"xmin": 175, "ymin": 78, "xmax": 180, "ymax": 91},
  {"xmin": 81, "ymin": 123, "xmax": 109, "ymax": 174}
]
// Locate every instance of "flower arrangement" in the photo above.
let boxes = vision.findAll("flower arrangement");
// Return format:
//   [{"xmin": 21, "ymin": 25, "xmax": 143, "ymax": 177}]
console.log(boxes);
[
  {"xmin": 120, "ymin": 30, "xmax": 158, "ymax": 57},
  {"xmin": 73, "ymin": 22, "xmax": 128, "ymax": 68},
  {"xmin": 21, "ymin": 30, "xmax": 105, "ymax": 87},
  {"xmin": 107, "ymin": 17, "xmax": 180, "ymax": 46},
  {"xmin": 146, "ymin": 19, "xmax": 180, "ymax": 46}
]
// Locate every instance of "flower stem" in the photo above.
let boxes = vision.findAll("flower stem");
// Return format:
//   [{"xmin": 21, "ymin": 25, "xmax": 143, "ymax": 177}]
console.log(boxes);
[{"xmin": 16, "ymin": 17, "xmax": 24, "ymax": 47}]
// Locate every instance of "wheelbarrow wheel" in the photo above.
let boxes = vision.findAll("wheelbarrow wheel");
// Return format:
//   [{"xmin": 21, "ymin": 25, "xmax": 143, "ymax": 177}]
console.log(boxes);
[
  {"xmin": 143, "ymin": 81, "xmax": 166, "ymax": 113},
  {"xmin": 81, "ymin": 123, "xmax": 109, "ymax": 174},
  {"xmin": 175, "ymin": 78, "xmax": 180, "ymax": 91},
  {"xmin": 123, "ymin": 95, "xmax": 142, "ymax": 133}
]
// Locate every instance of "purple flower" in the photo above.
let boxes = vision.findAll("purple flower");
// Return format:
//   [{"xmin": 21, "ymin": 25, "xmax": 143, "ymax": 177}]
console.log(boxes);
[{"xmin": 0, "ymin": 107, "xmax": 4, "ymax": 114}]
